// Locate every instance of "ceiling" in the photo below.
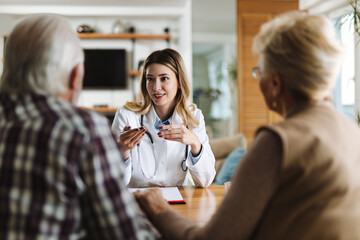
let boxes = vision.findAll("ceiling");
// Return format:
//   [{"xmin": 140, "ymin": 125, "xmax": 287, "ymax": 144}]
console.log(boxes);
[
  {"xmin": 192, "ymin": 0, "xmax": 236, "ymax": 35},
  {"xmin": 0, "ymin": 0, "xmax": 236, "ymax": 35},
  {"xmin": 0, "ymin": 0, "xmax": 185, "ymax": 7},
  {"xmin": 192, "ymin": 0, "xmax": 236, "ymax": 55},
  {"xmin": 0, "ymin": 0, "xmax": 237, "ymax": 55}
]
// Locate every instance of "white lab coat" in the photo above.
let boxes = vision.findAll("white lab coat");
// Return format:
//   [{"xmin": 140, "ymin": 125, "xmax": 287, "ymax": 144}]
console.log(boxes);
[{"xmin": 111, "ymin": 106, "xmax": 216, "ymax": 187}]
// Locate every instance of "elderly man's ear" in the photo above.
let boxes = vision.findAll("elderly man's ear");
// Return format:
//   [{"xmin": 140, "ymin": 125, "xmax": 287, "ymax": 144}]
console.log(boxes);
[
  {"xmin": 69, "ymin": 63, "xmax": 84, "ymax": 91},
  {"xmin": 58, "ymin": 63, "xmax": 84, "ymax": 103}
]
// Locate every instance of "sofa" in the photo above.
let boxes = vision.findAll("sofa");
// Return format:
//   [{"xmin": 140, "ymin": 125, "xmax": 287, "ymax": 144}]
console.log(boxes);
[
  {"xmin": 209, "ymin": 133, "xmax": 247, "ymax": 175},
  {"xmin": 185, "ymin": 133, "xmax": 247, "ymax": 186}
]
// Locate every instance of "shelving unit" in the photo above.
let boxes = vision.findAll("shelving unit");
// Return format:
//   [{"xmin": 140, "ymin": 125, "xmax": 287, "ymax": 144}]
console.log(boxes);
[{"xmin": 0, "ymin": 1, "xmax": 191, "ymax": 115}]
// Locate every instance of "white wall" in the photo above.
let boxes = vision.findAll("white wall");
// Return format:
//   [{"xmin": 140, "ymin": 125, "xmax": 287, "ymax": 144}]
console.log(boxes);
[
  {"xmin": 0, "ymin": 1, "xmax": 192, "ymax": 108},
  {"xmin": 0, "ymin": 14, "xmax": 18, "ymax": 76}
]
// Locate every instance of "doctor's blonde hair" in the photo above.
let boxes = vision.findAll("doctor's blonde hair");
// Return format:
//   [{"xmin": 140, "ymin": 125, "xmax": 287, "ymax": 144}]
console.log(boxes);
[{"xmin": 124, "ymin": 48, "xmax": 199, "ymax": 129}]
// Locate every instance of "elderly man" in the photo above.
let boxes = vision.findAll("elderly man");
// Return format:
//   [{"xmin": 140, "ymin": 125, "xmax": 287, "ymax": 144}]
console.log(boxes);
[{"xmin": 0, "ymin": 14, "xmax": 157, "ymax": 239}]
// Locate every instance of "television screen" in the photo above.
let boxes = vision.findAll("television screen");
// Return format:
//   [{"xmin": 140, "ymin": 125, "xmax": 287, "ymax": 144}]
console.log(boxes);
[{"xmin": 83, "ymin": 49, "xmax": 127, "ymax": 89}]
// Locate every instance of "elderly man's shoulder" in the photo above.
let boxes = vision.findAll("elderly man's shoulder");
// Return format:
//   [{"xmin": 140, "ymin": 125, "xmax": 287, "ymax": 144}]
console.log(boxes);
[{"xmin": 45, "ymin": 97, "xmax": 110, "ymax": 134}]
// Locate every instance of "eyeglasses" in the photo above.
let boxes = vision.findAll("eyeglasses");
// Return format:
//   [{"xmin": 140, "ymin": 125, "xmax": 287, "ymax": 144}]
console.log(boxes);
[{"xmin": 252, "ymin": 67, "xmax": 261, "ymax": 81}]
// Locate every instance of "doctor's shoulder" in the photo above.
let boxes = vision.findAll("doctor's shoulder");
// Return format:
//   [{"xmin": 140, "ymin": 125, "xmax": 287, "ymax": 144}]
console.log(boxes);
[
  {"xmin": 116, "ymin": 106, "xmax": 136, "ymax": 116},
  {"xmin": 123, "ymin": 101, "xmax": 150, "ymax": 116},
  {"xmin": 188, "ymin": 104, "xmax": 203, "ymax": 120},
  {"xmin": 181, "ymin": 104, "xmax": 204, "ymax": 130},
  {"xmin": 114, "ymin": 104, "xmax": 140, "ymax": 125}
]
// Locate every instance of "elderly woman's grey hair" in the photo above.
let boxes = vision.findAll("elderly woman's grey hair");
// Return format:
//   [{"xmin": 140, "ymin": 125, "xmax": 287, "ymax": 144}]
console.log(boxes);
[
  {"xmin": 0, "ymin": 14, "xmax": 84, "ymax": 95},
  {"xmin": 252, "ymin": 11, "xmax": 344, "ymax": 101}
]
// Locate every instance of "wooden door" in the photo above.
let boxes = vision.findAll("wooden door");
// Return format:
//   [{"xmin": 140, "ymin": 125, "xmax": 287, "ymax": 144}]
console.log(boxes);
[{"xmin": 237, "ymin": 0, "xmax": 298, "ymax": 144}]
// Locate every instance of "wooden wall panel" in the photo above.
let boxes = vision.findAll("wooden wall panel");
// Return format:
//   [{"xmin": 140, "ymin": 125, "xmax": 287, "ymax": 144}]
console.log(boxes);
[
  {"xmin": 237, "ymin": 1, "xmax": 298, "ymax": 144},
  {"xmin": 238, "ymin": 1, "xmax": 298, "ymax": 13}
]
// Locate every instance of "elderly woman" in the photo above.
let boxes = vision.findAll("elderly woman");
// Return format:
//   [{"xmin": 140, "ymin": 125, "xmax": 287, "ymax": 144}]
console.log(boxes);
[{"xmin": 135, "ymin": 11, "xmax": 360, "ymax": 239}]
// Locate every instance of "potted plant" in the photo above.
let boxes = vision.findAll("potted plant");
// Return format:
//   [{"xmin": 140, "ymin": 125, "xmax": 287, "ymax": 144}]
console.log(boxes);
[{"xmin": 337, "ymin": 0, "xmax": 360, "ymax": 126}]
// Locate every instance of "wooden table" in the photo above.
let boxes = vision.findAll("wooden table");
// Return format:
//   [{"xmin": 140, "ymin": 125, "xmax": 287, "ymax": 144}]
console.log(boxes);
[{"xmin": 171, "ymin": 185, "xmax": 225, "ymax": 226}]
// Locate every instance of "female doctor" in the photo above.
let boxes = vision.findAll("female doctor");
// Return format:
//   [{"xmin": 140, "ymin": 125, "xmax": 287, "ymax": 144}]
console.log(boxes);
[{"xmin": 112, "ymin": 48, "xmax": 216, "ymax": 188}]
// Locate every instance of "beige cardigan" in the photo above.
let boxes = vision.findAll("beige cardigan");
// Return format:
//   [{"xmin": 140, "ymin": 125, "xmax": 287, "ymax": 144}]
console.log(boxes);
[
  {"xmin": 152, "ymin": 101, "xmax": 360, "ymax": 240},
  {"xmin": 253, "ymin": 101, "xmax": 360, "ymax": 239}
]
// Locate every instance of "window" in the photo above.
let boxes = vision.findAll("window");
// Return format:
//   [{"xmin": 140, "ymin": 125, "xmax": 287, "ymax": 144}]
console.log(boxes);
[{"xmin": 333, "ymin": 16, "xmax": 356, "ymax": 120}]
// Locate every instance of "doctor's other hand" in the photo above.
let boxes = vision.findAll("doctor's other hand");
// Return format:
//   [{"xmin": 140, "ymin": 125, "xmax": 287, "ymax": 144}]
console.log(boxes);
[
  {"xmin": 158, "ymin": 124, "xmax": 201, "ymax": 156},
  {"xmin": 134, "ymin": 188, "xmax": 171, "ymax": 220},
  {"xmin": 119, "ymin": 126, "xmax": 146, "ymax": 159}
]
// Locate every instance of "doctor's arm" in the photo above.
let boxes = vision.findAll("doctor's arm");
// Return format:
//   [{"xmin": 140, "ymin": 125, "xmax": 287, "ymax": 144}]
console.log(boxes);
[
  {"xmin": 112, "ymin": 109, "xmax": 145, "ymax": 160},
  {"xmin": 187, "ymin": 112, "xmax": 216, "ymax": 187},
  {"xmin": 111, "ymin": 108, "xmax": 138, "ymax": 184}
]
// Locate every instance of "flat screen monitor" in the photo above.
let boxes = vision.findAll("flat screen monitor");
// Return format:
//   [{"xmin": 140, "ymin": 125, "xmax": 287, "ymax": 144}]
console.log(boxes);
[{"xmin": 83, "ymin": 49, "xmax": 127, "ymax": 89}]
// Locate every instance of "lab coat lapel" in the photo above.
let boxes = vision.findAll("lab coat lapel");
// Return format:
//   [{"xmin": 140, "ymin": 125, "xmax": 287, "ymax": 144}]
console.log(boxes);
[
  {"xmin": 169, "ymin": 110, "xmax": 186, "ymax": 160},
  {"xmin": 171, "ymin": 109, "xmax": 184, "ymax": 125},
  {"xmin": 145, "ymin": 107, "xmax": 166, "ymax": 160},
  {"xmin": 145, "ymin": 106, "xmax": 158, "ymax": 136}
]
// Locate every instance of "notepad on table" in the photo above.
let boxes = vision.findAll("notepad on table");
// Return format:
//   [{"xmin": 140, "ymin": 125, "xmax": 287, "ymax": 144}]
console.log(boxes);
[{"xmin": 128, "ymin": 187, "xmax": 186, "ymax": 204}]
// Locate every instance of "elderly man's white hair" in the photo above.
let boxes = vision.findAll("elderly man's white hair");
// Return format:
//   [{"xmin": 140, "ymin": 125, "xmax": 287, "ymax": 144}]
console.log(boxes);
[{"xmin": 0, "ymin": 14, "xmax": 84, "ymax": 95}]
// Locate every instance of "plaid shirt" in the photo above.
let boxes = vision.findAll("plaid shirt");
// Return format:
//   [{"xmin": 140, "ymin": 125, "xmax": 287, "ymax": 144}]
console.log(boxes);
[{"xmin": 0, "ymin": 93, "xmax": 157, "ymax": 240}]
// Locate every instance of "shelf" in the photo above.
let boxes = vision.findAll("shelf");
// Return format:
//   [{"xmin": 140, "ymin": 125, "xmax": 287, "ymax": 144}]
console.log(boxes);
[
  {"xmin": 2, "ymin": 33, "xmax": 171, "ymax": 40},
  {"xmin": 129, "ymin": 70, "xmax": 142, "ymax": 76},
  {"xmin": 79, "ymin": 106, "xmax": 118, "ymax": 113},
  {"xmin": 78, "ymin": 33, "xmax": 171, "ymax": 40}
]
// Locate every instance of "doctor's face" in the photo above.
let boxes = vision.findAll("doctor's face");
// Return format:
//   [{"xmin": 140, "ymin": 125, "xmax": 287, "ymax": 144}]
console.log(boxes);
[{"xmin": 146, "ymin": 63, "xmax": 179, "ymax": 112}]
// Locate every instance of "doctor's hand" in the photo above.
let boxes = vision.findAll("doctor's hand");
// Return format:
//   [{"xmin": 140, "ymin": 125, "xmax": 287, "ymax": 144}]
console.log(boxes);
[
  {"xmin": 134, "ymin": 188, "xmax": 171, "ymax": 220},
  {"xmin": 119, "ymin": 126, "xmax": 146, "ymax": 159},
  {"xmin": 158, "ymin": 124, "xmax": 202, "ymax": 156}
]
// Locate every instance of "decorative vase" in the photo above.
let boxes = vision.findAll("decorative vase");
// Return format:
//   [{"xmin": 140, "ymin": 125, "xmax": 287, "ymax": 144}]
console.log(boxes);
[{"xmin": 112, "ymin": 20, "xmax": 123, "ymax": 34}]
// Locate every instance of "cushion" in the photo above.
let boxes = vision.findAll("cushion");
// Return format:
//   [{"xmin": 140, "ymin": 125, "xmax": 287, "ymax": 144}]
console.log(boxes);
[
  {"xmin": 215, "ymin": 147, "xmax": 246, "ymax": 185},
  {"xmin": 210, "ymin": 133, "xmax": 247, "ymax": 160}
]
